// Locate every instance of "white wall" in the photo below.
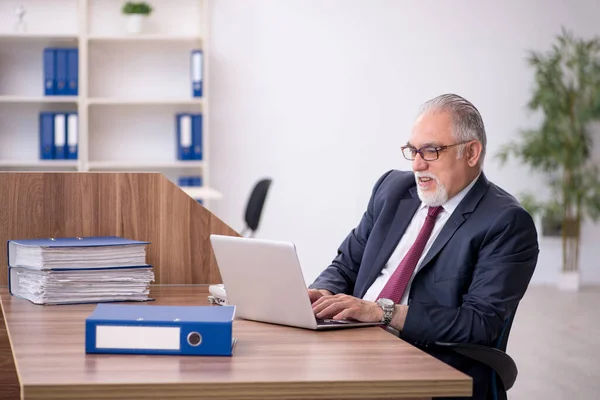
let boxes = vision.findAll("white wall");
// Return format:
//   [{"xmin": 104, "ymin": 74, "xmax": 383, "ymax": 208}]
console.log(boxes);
[{"xmin": 208, "ymin": 0, "xmax": 600, "ymax": 286}]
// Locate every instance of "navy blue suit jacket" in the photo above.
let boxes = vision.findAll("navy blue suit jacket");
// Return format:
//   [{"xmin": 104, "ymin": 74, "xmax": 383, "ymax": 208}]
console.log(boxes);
[{"xmin": 310, "ymin": 169, "xmax": 539, "ymax": 399}]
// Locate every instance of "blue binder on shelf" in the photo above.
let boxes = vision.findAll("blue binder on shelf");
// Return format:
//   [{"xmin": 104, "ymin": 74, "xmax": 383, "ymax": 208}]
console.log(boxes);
[
  {"xmin": 39, "ymin": 112, "xmax": 55, "ymax": 159},
  {"xmin": 191, "ymin": 176, "xmax": 202, "ymax": 186},
  {"xmin": 191, "ymin": 50, "xmax": 203, "ymax": 97},
  {"xmin": 192, "ymin": 114, "xmax": 203, "ymax": 160},
  {"xmin": 85, "ymin": 304, "xmax": 237, "ymax": 356},
  {"xmin": 66, "ymin": 48, "xmax": 79, "ymax": 96},
  {"xmin": 66, "ymin": 112, "xmax": 78, "ymax": 159},
  {"xmin": 178, "ymin": 176, "xmax": 202, "ymax": 187},
  {"xmin": 55, "ymin": 49, "xmax": 68, "ymax": 96},
  {"xmin": 53, "ymin": 113, "xmax": 66, "ymax": 159},
  {"xmin": 43, "ymin": 48, "xmax": 55, "ymax": 96},
  {"xmin": 176, "ymin": 113, "xmax": 193, "ymax": 160}
]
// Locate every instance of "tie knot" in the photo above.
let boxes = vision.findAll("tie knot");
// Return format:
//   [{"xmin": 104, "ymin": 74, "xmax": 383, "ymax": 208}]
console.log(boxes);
[{"xmin": 427, "ymin": 206, "xmax": 443, "ymax": 218}]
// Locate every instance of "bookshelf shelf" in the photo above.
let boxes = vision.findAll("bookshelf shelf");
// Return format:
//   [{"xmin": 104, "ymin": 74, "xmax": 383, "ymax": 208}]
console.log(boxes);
[
  {"xmin": 88, "ymin": 98, "xmax": 204, "ymax": 106},
  {"xmin": 88, "ymin": 34, "xmax": 202, "ymax": 43},
  {"xmin": 0, "ymin": 160, "xmax": 78, "ymax": 168},
  {"xmin": 0, "ymin": 33, "xmax": 78, "ymax": 42},
  {"xmin": 0, "ymin": 0, "xmax": 220, "ymax": 205},
  {"xmin": 88, "ymin": 161, "xmax": 204, "ymax": 170},
  {"xmin": 0, "ymin": 96, "xmax": 79, "ymax": 104}
]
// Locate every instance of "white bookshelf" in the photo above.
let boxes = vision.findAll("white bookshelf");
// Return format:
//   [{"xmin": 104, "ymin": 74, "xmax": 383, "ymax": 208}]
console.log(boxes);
[{"xmin": 0, "ymin": 0, "xmax": 218, "ymax": 203}]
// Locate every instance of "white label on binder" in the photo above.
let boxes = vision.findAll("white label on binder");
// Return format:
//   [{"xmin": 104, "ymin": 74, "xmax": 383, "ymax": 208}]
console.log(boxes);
[
  {"xmin": 67, "ymin": 114, "xmax": 78, "ymax": 146},
  {"xmin": 54, "ymin": 114, "xmax": 66, "ymax": 146},
  {"xmin": 192, "ymin": 52, "xmax": 202, "ymax": 82},
  {"xmin": 180, "ymin": 115, "xmax": 192, "ymax": 147},
  {"xmin": 96, "ymin": 326, "xmax": 181, "ymax": 350}
]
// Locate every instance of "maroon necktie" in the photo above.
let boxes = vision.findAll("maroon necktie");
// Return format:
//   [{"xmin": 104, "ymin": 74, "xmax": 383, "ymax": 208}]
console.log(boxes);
[{"xmin": 377, "ymin": 206, "xmax": 443, "ymax": 304}]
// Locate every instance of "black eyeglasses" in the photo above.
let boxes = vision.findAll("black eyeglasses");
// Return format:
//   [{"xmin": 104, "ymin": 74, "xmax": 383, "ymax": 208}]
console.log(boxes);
[{"xmin": 401, "ymin": 141, "xmax": 472, "ymax": 161}]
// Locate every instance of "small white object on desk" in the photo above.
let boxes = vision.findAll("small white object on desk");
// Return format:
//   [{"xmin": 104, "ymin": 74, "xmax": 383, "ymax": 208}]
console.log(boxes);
[
  {"xmin": 208, "ymin": 284, "xmax": 228, "ymax": 306},
  {"xmin": 181, "ymin": 186, "xmax": 223, "ymax": 200}
]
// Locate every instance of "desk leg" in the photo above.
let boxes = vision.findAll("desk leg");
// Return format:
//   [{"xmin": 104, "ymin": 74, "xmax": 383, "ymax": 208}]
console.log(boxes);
[{"xmin": 0, "ymin": 303, "xmax": 20, "ymax": 400}]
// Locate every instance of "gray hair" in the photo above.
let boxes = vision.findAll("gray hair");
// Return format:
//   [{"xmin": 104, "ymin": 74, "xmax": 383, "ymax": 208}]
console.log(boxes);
[{"xmin": 419, "ymin": 93, "xmax": 487, "ymax": 165}]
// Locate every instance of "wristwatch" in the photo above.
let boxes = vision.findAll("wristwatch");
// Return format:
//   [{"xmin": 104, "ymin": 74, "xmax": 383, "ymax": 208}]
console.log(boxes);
[{"xmin": 376, "ymin": 298, "xmax": 395, "ymax": 325}]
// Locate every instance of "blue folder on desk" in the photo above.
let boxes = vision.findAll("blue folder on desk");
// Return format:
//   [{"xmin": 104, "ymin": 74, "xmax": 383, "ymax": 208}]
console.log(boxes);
[{"xmin": 85, "ymin": 304, "xmax": 237, "ymax": 356}]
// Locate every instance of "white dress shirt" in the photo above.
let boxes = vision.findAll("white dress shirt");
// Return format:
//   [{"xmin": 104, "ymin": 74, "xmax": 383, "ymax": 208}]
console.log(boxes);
[{"xmin": 362, "ymin": 174, "xmax": 480, "ymax": 305}]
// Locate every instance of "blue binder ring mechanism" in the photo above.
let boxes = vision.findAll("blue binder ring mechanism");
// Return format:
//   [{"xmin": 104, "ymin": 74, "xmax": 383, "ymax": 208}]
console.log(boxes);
[{"xmin": 85, "ymin": 304, "xmax": 237, "ymax": 356}]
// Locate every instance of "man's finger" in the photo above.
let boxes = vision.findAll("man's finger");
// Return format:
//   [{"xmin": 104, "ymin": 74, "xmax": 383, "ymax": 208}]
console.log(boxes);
[
  {"xmin": 315, "ymin": 301, "xmax": 350, "ymax": 319},
  {"xmin": 311, "ymin": 296, "xmax": 332, "ymax": 311},
  {"xmin": 308, "ymin": 290, "xmax": 323, "ymax": 303},
  {"xmin": 312, "ymin": 297, "xmax": 342, "ymax": 314}
]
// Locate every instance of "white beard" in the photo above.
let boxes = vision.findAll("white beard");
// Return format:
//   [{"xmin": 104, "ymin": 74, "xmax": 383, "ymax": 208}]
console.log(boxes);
[{"xmin": 414, "ymin": 172, "xmax": 448, "ymax": 206}]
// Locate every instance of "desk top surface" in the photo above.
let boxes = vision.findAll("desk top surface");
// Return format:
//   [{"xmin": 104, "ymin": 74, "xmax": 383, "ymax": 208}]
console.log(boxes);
[{"xmin": 1, "ymin": 286, "xmax": 471, "ymax": 400}]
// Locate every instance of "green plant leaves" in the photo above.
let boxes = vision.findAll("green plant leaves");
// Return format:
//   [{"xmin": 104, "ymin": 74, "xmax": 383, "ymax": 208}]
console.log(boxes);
[
  {"xmin": 122, "ymin": 2, "xmax": 153, "ymax": 15},
  {"xmin": 497, "ymin": 27, "xmax": 600, "ymax": 270}
]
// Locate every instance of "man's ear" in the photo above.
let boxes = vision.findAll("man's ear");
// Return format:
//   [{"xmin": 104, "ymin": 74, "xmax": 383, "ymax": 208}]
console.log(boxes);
[{"xmin": 466, "ymin": 141, "xmax": 482, "ymax": 167}]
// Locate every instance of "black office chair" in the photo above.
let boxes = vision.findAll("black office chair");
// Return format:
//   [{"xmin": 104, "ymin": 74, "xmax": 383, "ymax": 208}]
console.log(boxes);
[
  {"xmin": 435, "ymin": 308, "xmax": 518, "ymax": 400},
  {"xmin": 240, "ymin": 178, "xmax": 272, "ymax": 238}
]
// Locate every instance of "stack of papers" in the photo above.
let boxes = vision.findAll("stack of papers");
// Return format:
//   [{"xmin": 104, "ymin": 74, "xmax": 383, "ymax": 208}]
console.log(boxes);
[{"xmin": 7, "ymin": 236, "xmax": 154, "ymax": 305}]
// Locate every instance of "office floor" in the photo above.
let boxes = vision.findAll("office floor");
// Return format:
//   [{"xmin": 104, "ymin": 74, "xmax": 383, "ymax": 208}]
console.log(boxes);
[{"xmin": 507, "ymin": 285, "xmax": 600, "ymax": 399}]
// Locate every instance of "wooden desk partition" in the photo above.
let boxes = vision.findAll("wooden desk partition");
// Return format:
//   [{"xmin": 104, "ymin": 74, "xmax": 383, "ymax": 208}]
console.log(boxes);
[
  {"xmin": 0, "ymin": 172, "xmax": 239, "ymax": 287},
  {"xmin": 0, "ymin": 286, "xmax": 472, "ymax": 400}
]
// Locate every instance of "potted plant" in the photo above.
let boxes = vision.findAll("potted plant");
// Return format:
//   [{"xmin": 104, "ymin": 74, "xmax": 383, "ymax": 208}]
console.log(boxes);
[
  {"xmin": 121, "ymin": 2, "xmax": 153, "ymax": 34},
  {"xmin": 498, "ymin": 28, "xmax": 600, "ymax": 291}
]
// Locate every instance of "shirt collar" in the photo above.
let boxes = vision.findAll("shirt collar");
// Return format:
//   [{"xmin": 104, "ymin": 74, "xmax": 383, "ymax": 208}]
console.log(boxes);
[{"xmin": 419, "ymin": 172, "xmax": 481, "ymax": 215}]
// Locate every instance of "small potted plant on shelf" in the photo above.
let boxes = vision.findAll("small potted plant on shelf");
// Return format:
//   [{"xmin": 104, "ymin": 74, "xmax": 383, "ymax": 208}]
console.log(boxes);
[{"xmin": 121, "ymin": 2, "xmax": 153, "ymax": 34}]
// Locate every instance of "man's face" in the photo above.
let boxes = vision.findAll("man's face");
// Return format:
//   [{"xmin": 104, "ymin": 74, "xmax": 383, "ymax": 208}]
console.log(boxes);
[{"xmin": 406, "ymin": 111, "xmax": 473, "ymax": 206}]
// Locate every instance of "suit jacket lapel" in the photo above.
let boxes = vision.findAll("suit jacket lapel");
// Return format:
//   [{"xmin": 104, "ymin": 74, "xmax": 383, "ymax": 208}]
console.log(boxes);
[
  {"xmin": 359, "ymin": 186, "xmax": 420, "ymax": 298},
  {"xmin": 418, "ymin": 173, "xmax": 490, "ymax": 271}
]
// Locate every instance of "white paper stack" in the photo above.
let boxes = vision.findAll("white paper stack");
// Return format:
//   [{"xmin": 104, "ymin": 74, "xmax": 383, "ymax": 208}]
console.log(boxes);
[{"xmin": 7, "ymin": 236, "xmax": 155, "ymax": 305}]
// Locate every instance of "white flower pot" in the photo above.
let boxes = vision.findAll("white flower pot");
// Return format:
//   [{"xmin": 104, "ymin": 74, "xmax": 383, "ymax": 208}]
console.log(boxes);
[
  {"xmin": 126, "ymin": 14, "xmax": 144, "ymax": 34},
  {"xmin": 557, "ymin": 270, "xmax": 580, "ymax": 291}
]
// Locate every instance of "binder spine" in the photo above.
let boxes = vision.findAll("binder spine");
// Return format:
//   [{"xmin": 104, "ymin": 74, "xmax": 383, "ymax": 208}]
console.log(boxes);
[
  {"xmin": 55, "ymin": 49, "xmax": 68, "ymax": 96},
  {"xmin": 192, "ymin": 114, "xmax": 203, "ymax": 160},
  {"xmin": 176, "ymin": 113, "xmax": 193, "ymax": 160},
  {"xmin": 66, "ymin": 48, "xmax": 79, "ymax": 96},
  {"xmin": 43, "ymin": 48, "xmax": 55, "ymax": 96},
  {"xmin": 66, "ymin": 113, "xmax": 78, "ymax": 159},
  {"xmin": 54, "ymin": 113, "xmax": 66, "ymax": 159},
  {"xmin": 85, "ymin": 319, "xmax": 233, "ymax": 356},
  {"xmin": 39, "ymin": 112, "xmax": 55, "ymax": 160},
  {"xmin": 178, "ymin": 176, "xmax": 191, "ymax": 186},
  {"xmin": 191, "ymin": 50, "xmax": 203, "ymax": 97}
]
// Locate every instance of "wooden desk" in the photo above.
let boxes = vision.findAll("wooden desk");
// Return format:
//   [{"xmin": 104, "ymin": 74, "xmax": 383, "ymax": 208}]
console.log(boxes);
[{"xmin": 0, "ymin": 286, "xmax": 472, "ymax": 400}]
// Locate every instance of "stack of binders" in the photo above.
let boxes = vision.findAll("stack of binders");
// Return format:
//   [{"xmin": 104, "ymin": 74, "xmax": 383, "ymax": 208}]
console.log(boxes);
[
  {"xmin": 179, "ymin": 175, "xmax": 203, "ymax": 204},
  {"xmin": 176, "ymin": 113, "xmax": 202, "ymax": 160},
  {"xmin": 7, "ymin": 236, "xmax": 154, "ymax": 305},
  {"xmin": 44, "ymin": 48, "xmax": 78, "ymax": 96},
  {"xmin": 178, "ymin": 175, "xmax": 202, "ymax": 187},
  {"xmin": 39, "ymin": 112, "xmax": 78, "ymax": 160}
]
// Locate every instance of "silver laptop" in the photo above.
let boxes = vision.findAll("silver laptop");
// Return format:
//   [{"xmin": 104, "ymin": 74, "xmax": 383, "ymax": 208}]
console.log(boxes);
[{"xmin": 209, "ymin": 234, "xmax": 382, "ymax": 330}]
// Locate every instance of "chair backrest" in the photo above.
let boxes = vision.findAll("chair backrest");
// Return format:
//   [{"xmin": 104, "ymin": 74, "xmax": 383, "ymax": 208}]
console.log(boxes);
[
  {"xmin": 243, "ymin": 178, "xmax": 272, "ymax": 236},
  {"xmin": 495, "ymin": 304, "xmax": 518, "ymax": 353},
  {"xmin": 490, "ymin": 305, "xmax": 519, "ymax": 400}
]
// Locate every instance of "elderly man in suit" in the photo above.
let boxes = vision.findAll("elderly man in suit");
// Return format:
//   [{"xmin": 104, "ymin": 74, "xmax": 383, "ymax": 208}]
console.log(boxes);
[{"xmin": 309, "ymin": 93, "xmax": 539, "ymax": 400}]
